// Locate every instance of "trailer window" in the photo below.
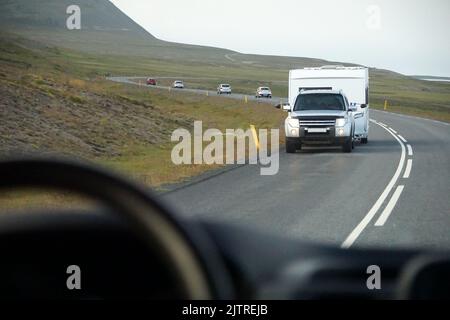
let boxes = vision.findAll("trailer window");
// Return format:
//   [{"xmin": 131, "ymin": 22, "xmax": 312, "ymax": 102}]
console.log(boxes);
[{"xmin": 294, "ymin": 94, "xmax": 346, "ymax": 111}]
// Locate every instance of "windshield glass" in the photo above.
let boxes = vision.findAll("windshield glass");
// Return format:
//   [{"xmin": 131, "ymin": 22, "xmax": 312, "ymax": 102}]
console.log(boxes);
[
  {"xmin": 0, "ymin": 0, "xmax": 449, "ymax": 276},
  {"xmin": 294, "ymin": 94, "xmax": 345, "ymax": 111}
]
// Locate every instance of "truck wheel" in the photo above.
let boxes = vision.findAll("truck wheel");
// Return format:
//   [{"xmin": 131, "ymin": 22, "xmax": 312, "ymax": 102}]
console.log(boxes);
[
  {"xmin": 361, "ymin": 137, "xmax": 368, "ymax": 144},
  {"xmin": 342, "ymin": 138, "xmax": 352, "ymax": 153},
  {"xmin": 286, "ymin": 140, "xmax": 297, "ymax": 153}
]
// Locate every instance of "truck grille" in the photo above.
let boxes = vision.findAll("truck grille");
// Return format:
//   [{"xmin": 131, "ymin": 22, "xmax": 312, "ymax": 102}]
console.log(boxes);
[{"xmin": 297, "ymin": 116, "xmax": 338, "ymax": 127}]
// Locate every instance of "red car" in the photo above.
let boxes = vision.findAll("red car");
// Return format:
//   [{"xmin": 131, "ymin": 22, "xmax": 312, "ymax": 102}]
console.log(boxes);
[{"xmin": 146, "ymin": 78, "xmax": 157, "ymax": 86}]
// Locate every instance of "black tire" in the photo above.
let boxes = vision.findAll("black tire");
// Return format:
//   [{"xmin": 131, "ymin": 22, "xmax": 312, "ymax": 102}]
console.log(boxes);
[
  {"xmin": 342, "ymin": 138, "xmax": 352, "ymax": 153},
  {"xmin": 286, "ymin": 140, "xmax": 297, "ymax": 153},
  {"xmin": 361, "ymin": 137, "xmax": 368, "ymax": 144}
]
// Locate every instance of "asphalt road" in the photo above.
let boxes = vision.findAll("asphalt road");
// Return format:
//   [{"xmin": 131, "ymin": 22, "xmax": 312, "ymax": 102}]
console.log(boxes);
[
  {"xmin": 109, "ymin": 76, "xmax": 450, "ymax": 250},
  {"xmin": 107, "ymin": 76, "xmax": 287, "ymax": 105}
]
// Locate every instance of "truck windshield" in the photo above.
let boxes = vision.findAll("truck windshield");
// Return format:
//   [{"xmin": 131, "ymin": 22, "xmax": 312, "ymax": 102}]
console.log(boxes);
[{"xmin": 294, "ymin": 94, "xmax": 345, "ymax": 111}]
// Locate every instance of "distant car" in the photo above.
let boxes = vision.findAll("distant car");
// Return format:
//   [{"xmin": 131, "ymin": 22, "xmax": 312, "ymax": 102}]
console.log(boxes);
[
  {"xmin": 217, "ymin": 84, "xmax": 232, "ymax": 94},
  {"xmin": 173, "ymin": 80, "xmax": 184, "ymax": 89},
  {"xmin": 256, "ymin": 87, "xmax": 272, "ymax": 98},
  {"xmin": 146, "ymin": 78, "xmax": 156, "ymax": 86}
]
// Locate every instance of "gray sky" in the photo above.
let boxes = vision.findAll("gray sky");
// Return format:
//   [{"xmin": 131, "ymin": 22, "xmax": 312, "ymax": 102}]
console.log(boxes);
[{"xmin": 110, "ymin": 0, "xmax": 450, "ymax": 77}]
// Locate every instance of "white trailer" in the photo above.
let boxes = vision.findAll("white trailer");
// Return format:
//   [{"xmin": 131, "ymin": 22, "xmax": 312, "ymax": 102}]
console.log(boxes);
[{"xmin": 289, "ymin": 66, "xmax": 369, "ymax": 143}]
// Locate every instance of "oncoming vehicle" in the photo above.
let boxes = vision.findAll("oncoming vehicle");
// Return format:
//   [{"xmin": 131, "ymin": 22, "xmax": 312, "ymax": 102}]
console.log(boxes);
[
  {"xmin": 173, "ymin": 80, "xmax": 184, "ymax": 89},
  {"xmin": 256, "ymin": 87, "xmax": 272, "ymax": 98},
  {"xmin": 146, "ymin": 78, "xmax": 157, "ymax": 86},
  {"xmin": 284, "ymin": 89, "xmax": 356, "ymax": 153},
  {"xmin": 217, "ymin": 84, "xmax": 232, "ymax": 94},
  {"xmin": 289, "ymin": 66, "xmax": 369, "ymax": 143}
]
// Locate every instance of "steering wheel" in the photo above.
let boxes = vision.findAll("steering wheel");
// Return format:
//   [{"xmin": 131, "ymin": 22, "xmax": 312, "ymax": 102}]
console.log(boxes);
[{"xmin": 0, "ymin": 158, "xmax": 232, "ymax": 299}]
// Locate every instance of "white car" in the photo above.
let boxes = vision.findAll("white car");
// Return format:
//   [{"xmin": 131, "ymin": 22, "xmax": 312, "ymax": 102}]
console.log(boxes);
[
  {"xmin": 173, "ymin": 80, "xmax": 184, "ymax": 89},
  {"xmin": 217, "ymin": 84, "xmax": 232, "ymax": 94},
  {"xmin": 256, "ymin": 87, "xmax": 272, "ymax": 98}
]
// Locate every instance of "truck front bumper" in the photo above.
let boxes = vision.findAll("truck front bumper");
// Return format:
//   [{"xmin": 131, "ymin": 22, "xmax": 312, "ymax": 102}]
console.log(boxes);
[{"xmin": 286, "ymin": 126, "xmax": 351, "ymax": 146}]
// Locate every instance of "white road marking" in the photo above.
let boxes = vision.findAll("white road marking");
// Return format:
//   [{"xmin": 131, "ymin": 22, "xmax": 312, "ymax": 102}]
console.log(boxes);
[
  {"xmin": 398, "ymin": 135, "xmax": 407, "ymax": 143},
  {"xmin": 389, "ymin": 127, "xmax": 397, "ymax": 134},
  {"xmin": 403, "ymin": 159, "xmax": 413, "ymax": 178},
  {"xmin": 407, "ymin": 144, "xmax": 413, "ymax": 156},
  {"xmin": 341, "ymin": 121, "xmax": 406, "ymax": 249},
  {"xmin": 374, "ymin": 185, "xmax": 405, "ymax": 226}
]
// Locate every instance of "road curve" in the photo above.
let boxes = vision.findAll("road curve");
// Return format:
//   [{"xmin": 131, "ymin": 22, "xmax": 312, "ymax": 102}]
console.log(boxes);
[
  {"xmin": 107, "ymin": 76, "xmax": 286, "ymax": 105},
  {"xmin": 109, "ymin": 76, "xmax": 450, "ymax": 250},
  {"xmin": 163, "ymin": 110, "xmax": 450, "ymax": 250}
]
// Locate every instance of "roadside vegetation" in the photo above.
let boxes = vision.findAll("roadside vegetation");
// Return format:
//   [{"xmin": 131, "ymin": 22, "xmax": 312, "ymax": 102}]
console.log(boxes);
[{"xmin": 0, "ymin": 34, "xmax": 285, "ymax": 210}]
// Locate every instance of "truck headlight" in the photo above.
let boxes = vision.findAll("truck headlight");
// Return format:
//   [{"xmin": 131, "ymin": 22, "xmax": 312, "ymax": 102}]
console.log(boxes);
[
  {"xmin": 287, "ymin": 118, "xmax": 299, "ymax": 128},
  {"xmin": 335, "ymin": 117, "xmax": 348, "ymax": 127}
]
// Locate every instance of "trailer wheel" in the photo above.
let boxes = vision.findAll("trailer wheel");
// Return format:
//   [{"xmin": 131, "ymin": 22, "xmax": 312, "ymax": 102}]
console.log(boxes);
[{"xmin": 361, "ymin": 137, "xmax": 368, "ymax": 144}]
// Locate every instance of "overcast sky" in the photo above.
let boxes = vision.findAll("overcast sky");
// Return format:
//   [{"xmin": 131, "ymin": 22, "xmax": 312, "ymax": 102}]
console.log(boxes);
[{"xmin": 110, "ymin": 0, "xmax": 450, "ymax": 77}]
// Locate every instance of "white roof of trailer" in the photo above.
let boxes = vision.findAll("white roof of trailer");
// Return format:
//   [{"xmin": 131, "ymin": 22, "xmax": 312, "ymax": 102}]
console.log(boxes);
[
  {"xmin": 299, "ymin": 89, "xmax": 343, "ymax": 95},
  {"xmin": 290, "ymin": 66, "xmax": 368, "ymax": 79}
]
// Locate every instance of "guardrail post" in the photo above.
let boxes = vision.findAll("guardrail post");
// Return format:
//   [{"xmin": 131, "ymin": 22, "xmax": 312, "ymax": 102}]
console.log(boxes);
[{"xmin": 384, "ymin": 99, "xmax": 388, "ymax": 110}]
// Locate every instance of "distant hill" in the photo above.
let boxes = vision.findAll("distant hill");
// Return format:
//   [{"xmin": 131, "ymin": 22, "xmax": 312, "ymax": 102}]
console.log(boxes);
[
  {"xmin": 0, "ymin": 0, "xmax": 243, "ymax": 62},
  {"xmin": 1, "ymin": 0, "xmax": 449, "ymax": 119},
  {"xmin": 0, "ymin": 0, "xmax": 153, "ymax": 38},
  {"xmin": 0, "ymin": 0, "xmax": 338, "ymax": 67},
  {"xmin": 411, "ymin": 75, "xmax": 450, "ymax": 82}
]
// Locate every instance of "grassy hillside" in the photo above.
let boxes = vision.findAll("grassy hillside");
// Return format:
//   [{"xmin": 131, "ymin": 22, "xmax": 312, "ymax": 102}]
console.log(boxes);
[
  {"xmin": 0, "ymin": 0, "xmax": 153, "ymax": 36},
  {"xmin": 0, "ymin": 34, "xmax": 285, "ymax": 191},
  {"xmin": 0, "ymin": 0, "xmax": 237, "ymax": 62},
  {"xmin": 1, "ymin": 0, "xmax": 448, "ymax": 122}
]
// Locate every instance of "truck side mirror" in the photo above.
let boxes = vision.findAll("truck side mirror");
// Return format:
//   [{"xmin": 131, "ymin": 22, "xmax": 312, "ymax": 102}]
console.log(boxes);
[
  {"xmin": 282, "ymin": 104, "xmax": 291, "ymax": 112},
  {"xmin": 360, "ymin": 104, "xmax": 367, "ymax": 109}
]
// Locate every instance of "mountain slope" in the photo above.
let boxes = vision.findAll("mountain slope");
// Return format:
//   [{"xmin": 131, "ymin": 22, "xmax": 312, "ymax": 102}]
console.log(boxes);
[
  {"xmin": 0, "ymin": 0, "xmax": 240, "ymax": 62},
  {"xmin": 0, "ymin": 0, "xmax": 449, "ymax": 121},
  {"xmin": 0, "ymin": 0, "xmax": 154, "ymax": 38}
]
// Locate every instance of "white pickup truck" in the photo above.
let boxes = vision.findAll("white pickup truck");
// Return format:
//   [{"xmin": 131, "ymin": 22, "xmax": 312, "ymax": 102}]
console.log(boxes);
[
  {"xmin": 285, "ymin": 89, "xmax": 357, "ymax": 153},
  {"xmin": 287, "ymin": 66, "xmax": 370, "ymax": 144}
]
